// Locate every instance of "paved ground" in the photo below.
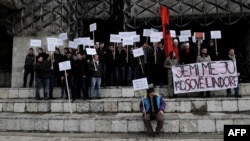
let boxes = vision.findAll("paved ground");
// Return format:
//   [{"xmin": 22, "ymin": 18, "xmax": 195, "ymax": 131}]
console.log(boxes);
[{"xmin": 0, "ymin": 132, "xmax": 223, "ymax": 141}]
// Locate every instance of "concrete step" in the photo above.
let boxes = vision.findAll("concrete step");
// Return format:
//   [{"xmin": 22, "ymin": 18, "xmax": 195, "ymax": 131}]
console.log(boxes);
[
  {"xmin": 0, "ymin": 132, "xmax": 223, "ymax": 141},
  {"xmin": 0, "ymin": 97, "xmax": 250, "ymax": 113},
  {"xmin": 0, "ymin": 112, "xmax": 249, "ymax": 133},
  {"xmin": 1, "ymin": 83, "xmax": 250, "ymax": 99}
]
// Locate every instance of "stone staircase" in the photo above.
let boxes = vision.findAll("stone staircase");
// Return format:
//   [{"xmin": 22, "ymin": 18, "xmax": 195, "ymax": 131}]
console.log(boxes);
[{"xmin": 0, "ymin": 86, "xmax": 250, "ymax": 140}]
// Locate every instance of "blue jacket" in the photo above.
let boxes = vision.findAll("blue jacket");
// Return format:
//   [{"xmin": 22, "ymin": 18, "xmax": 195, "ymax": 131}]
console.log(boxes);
[{"xmin": 140, "ymin": 95, "xmax": 166, "ymax": 113}]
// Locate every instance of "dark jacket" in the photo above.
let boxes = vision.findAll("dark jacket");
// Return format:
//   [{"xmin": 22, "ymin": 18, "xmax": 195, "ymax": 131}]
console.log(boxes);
[
  {"xmin": 72, "ymin": 59, "xmax": 88, "ymax": 77},
  {"xmin": 24, "ymin": 54, "xmax": 35, "ymax": 69},
  {"xmin": 97, "ymin": 48, "xmax": 107, "ymax": 63},
  {"xmin": 89, "ymin": 61, "xmax": 102, "ymax": 77},
  {"xmin": 34, "ymin": 61, "xmax": 43, "ymax": 78},
  {"xmin": 42, "ymin": 60, "xmax": 52, "ymax": 79},
  {"xmin": 115, "ymin": 49, "xmax": 126, "ymax": 67},
  {"xmin": 148, "ymin": 47, "xmax": 162, "ymax": 65}
]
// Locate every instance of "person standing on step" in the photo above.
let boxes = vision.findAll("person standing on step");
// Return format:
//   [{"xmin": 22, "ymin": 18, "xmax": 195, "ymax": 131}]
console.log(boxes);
[
  {"xmin": 164, "ymin": 51, "xmax": 179, "ymax": 98},
  {"xmin": 89, "ymin": 54, "xmax": 102, "ymax": 99},
  {"xmin": 226, "ymin": 48, "xmax": 241, "ymax": 98},
  {"xmin": 197, "ymin": 47, "xmax": 211, "ymax": 98},
  {"xmin": 97, "ymin": 42, "xmax": 108, "ymax": 87},
  {"xmin": 140, "ymin": 88, "xmax": 166, "ymax": 137},
  {"xmin": 23, "ymin": 48, "xmax": 35, "ymax": 88}
]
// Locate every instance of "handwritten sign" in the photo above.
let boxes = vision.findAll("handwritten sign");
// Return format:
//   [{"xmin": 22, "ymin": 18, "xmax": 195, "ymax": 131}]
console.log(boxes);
[
  {"xmin": 132, "ymin": 35, "xmax": 140, "ymax": 42},
  {"xmin": 74, "ymin": 38, "xmax": 82, "ymax": 46},
  {"xmin": 89, "ymin": 23, "xmax": 97, "ymax": 32},
  {"xmin": 56, "ymin": 39, "xmax": 63, "ymax": 46},
  {"xmin": 122, "ymin": 37, "xmax": 134, "ymax": 46},
  {"xmin": 172, "ymin": 61, "xmax": 238, "ymax": 94},
  {"xmin": 150, "ymin": 32, "xmax": 163, "ymax": 42},
  {"xmin": 110, "ymin": 34, "xmax": 121, "ymax": 43},
  {"xmin": 59, "ymin": 60, "xmax": 71, "ymax": 71},
  {"xmin": 119, "ymin": 32, "xmax": 130, "ymax": 39},
  {"xmin": 59, "ymin": 33, "xmax": 68, "ymax": 40},
  {"xmin": 86, "ymin": 48, "xmax": 97, "ymax": 55},
  {"xmin": 133, "ymin": 47, "xmax": 144, "ymax": 57},
  {"xmin": 170, "ymin": 30, "xmax": 176, "ymax": 38},
  {"xmin": 211, "ymin": 31, "xmax": 221, "ymax": 39},
  {"xmin": 81, "ymin": 37, "xmax": 91, "ymax": 45},
  {"xmin": 133, "ymin": 78, "xmax": 149, "ymax": 91},
  {"xmin": 143, "ymin": 29, "xmax": 152, "ymax": 37},
  {"xmin": 68, "ymin": 41, "xmax": 77, "ymax": 49},
  {"xmin": 30, "ymin": 39, "xmax": 41, "ymax": 47},
  {"xmin": 180, "ymin": 30, "xmax": 191, "ymax": 37},
  {"xmin": 47, "ymin": 38, "xmax": 57, "ymax": 51},
  {"xmin": 178, "ymin": 36, "xmax": 189, "ymax": 42}
]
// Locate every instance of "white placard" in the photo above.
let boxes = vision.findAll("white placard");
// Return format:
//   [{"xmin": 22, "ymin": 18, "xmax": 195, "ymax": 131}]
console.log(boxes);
[
  {"xmin": 30, "ymin": 39, "xmax": 42, "ymax": 47},
  {"xmin": 68, "ymin": 41, "xmax": 77, "ymax": 49},
  {"xmin": 180, "ymin": 30, "xmax": 191, "ymax": 37},
  {"xmin": 133, "ymin": 47, "xmax": 144, "ymax": 57},
  {"xmin": 143, "ymin": 29, "xmax": 152, "ymax": 37},
  {"xmin": 59, "ymin": 60, "xmax": 71, "ymax": 71},
  {"xmin": 47, "ymin": 38, "xmax": 57, "ymax": 51},
  {"xmin": 119, "ymin": 32, "xmax": 130, "ymax": 39},
  {"xmin": 74, "ymin": 38, "xmax": 82, "ymax": 46},
  {"xmin": 110, "ymin": 34, "xmax": 121, "ymax": 43},
  {"xmin": 151, "ymin": 28, "xmax": 158, "ymax": 32},
  {"xmin": 170, "ymin": 30, "xmax": 176, "ymax": 38},
  {"xmin": 129, "ymin": 31, "xmax": 137, "ymax": 36},
  {"xmin": 211, "ymin": 31, "xmax": 221, "ymax": 39},
  {"xmin": 132, "ymin": 78, "xmax": 149, "ymax": 91},
  {"xmin": 151, "ymin": 32, "xmax": 163, "ymax": 39},
  {"xmin": 56, "ymin": 39, "xmax": 63, "ymax": 46},
  {"xmin": 86, "ymin": 48, "xmax": 97, "ymax": 55},
  {"xmin": 122, "ymin": 37, "xmax": 134, "ymax": 46},
  {"xmin": 85, "ymin": 40, "xmax": 94, "ymax": 46},
  {"xmin": 90, "ymin": 23, "xmax": 97, "ymax": 32},
  {"xmin": 178, "ymin": 36, "xmax": 189, "ymax": 42},
  {"xmin": 59, "ymin": 33, "xmax": 68, "ymax": 40},
  {"xmin": 80, "ymin": 37, "xmax": 91, "ymax": 45},
  {"xmin": 132, "ymin": 35, "xmax": 140, "ymax": 42},
  {"xmin": 150, "ymin": 32, "xmax": 162, "ymax": 42}
]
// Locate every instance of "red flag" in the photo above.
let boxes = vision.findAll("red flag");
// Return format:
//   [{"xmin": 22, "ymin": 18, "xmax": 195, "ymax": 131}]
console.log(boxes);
[{"xmin": 160, "ymin": 5, "xmax": 173, "ymax": 57}]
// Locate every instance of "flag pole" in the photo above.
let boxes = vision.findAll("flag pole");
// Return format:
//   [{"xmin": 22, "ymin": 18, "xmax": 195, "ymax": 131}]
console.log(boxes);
[{"xmin": 65, "ymin": 70, "xmax": 73, "ymax": 114}]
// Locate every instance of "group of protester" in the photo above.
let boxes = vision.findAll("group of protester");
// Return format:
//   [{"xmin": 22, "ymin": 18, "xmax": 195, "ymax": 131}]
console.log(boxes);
[{"xmin": 22, "ymin": 38, "xmax": 241, "ymax": 100}]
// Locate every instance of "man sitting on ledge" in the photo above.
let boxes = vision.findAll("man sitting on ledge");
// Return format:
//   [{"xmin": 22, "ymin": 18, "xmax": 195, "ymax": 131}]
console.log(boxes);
[{"xmin": 140, "ymin": 88, "xmax": 166, "ymax": 137}]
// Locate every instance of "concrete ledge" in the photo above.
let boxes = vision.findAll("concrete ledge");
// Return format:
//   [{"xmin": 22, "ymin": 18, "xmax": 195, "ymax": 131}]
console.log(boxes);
[
  {"xmin": 0, "ymin": 112, "xmax": 248, "ymax": 133},
  {"xmin": 2, "ymin": 84, "xmax": 250, "ymax": 99},
  {"xmin": 0, "ymin": 97, "xmax": 250, "ymax": 113}
]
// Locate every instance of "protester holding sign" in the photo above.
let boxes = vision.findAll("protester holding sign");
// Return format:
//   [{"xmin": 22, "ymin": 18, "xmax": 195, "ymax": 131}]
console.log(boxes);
[
  {"xmin": 192, "ymin": 40, "xmax": 203, "ymax": 63},
  {"xmin": 164, "ymin": 51, "xmax": 179, "ymax": 98},
  {"xmin": 115, "ymin": 43, "xmax": 126, "ymax": 86},
  {"xmin": 207, "ymin": 40, "xmax": 220, "ymax": 61},
  {"xmin": 139, "ymin": 88, "xmax": 166, "ymax": 137},
  {"xmin": 97, "ymin": 42, "xmax": 108, "ymax": 87},
  {"xmin": 172, "ymin": 39, "xmax": 180, "ymax": 60},
  {"xmin": 180, "ymin": 42, "xmax": 193, "ymax": 65},
  {"xmin": 53, "ymin": 48, "xmax": 63, "ymax": 87},
  {"xmin": 23, "ymin": 48, "xmax": 35, "ymax": 88},
  {"xmin": 126, "ymin": 47, "xmax": 137, "ymax": 86},
  {"xmin": 89, "ymin": 54, "xmax": 103, "ymax": 99},
  {"xmin": 226, "ymin": 48, "xmax": 241, "ymax": 98},
  {"xmin": 106, "ymin": 44, "xmax": 116, "ymax": 86},
  {"xmin": 196, "ymin": 47, "xmax": 211, "ymax": 98}
]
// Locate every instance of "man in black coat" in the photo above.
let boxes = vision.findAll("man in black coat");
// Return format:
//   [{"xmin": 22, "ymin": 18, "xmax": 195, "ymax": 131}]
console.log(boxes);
[{"xmin": 23, "ymin": 48, "xmax": 35, "ymax": 88}]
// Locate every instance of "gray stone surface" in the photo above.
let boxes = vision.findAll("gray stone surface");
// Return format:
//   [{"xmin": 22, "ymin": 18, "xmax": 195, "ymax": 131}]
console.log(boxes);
[
  {"xmin": 64, "ymin": 120, "xmax": 79, "ymax": 132},
  {"xmin": 0, "ymin": 88, "xmax": 8, "ymax": 98},
  {"xmin": 26, "ymin": 103, "xmax": 38, "ymax": 112},
  {"xmin": 51, "ymin": 103, "xmax": 63, "ymax": 112},
  {"xmin": 128, "ymin": 120, "xmax": 144, "ymax": 132},
  {"xmin": 233, "ymin": 119, "xmax": 250, "ymax": 125},
  {"xmin": 131, "ymin": 101, "xmax": 139, "ymax": 112},
  {"xmin": 2, "ymin": 102, "xmax": 14, "ymax": 112},
  {"xmin": 80, "ymin": 120, "xmax": 95, "ymax": 132},
  {"xmin": 238, "ymin": 99, "xmax": 250, "ymax": 111},
  {"xmin": 0, "ymin": 103, "xmax": 2, "ymax": 112},
  {"xmin": 0, "ymin": 119, "xmax": 7, "ymax": 131},
  {"xmin": 222, "ymin": 100, "xmax": 238, "ymax": 112},
  {"xmin": 176, "ymin": 101, "xmax": 191, "ymax": 112},
  {"xmin": 110, "ymin": 88, "xmax": 122, "ymax": 97},
  {"xmin": 7, "ymin": 119, "xmax": 20, "ymax": 131},
  {"xmin": 166, "ymin": 101, "xmax": 176, "ymax": 112},
  {"xmin": 95, "ymin": 120, "xmax": 111, "ymax": 132},
  {"xmin": 34, "ymin": 119, "xmax": 49, "ymax": 131},
  {"xmin": 197, "ymin": 120, "xmax": 216, "ymax": 132},
  {"xmin": 38, "ymin": 103, "xmax": 50, "ymax": 112},
  {"xmin": 20, "ymin": 119, "xmax": 34, "ymax": 131},
  {"xmin": 121, "ymin": 88, "xmax": 134, "ymax": 97},
  {"xmin": 76, "ymin": 102, "xmax": 89, "ymax": 112},
  {"xmin": 163, "ymin": 120, "xmax": 179, "ymax": 132},
  {"xmin": 112, "ymin": 120, "xmax": 127, "ymax": 132},
  {"xmin": 63, "ymin": 102, "xmax": 77, "ymax": 113},
  {"xmin": 8, "ymin": 89, "xmax": 18, "ymax": 98},
  {"xmin": 49, "ymin": 120, "xmax": 64, "ymax": 132},
  {"xmin": 18, "ymin": 89, "xmax": 30, "ymax": 98},
  {"xmin": 207, "ymin": 100, "xmax": 222, "ymax": 112},
  {"xmin": 216, "ymin": 120, "xmax": 233, "ymax": 132},
  {"xmin": 101, "ymin": 89, "xmax": 110, "ymax": 97},
  {"xmin": 14, "ymin": 103, "xmax": 25, "ymax": 112},
  {"xmin": 89, "ymin": 101, "xmax": 104, "ymax": 112},
  {"xmin": 118, "ymin": 102, "xmax": 131, "ymax": 112},
  {"xmin": 104, "ymin": 101, "xmax": 118, "ymax": 112},
  {"xmin": 180, "ymin": 120, "xmax": 198, "ymax": 132}
]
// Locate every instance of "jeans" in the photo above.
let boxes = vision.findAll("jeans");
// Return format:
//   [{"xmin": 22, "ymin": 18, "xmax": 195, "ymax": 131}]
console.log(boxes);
[
  {"xmin": 35, "ymin": 77, "xmax": 50, "ymax": 99},
  {"xmin": 227, "ymin": 85, "xmax": 240, "ymax": 96},
  {"xmin": 127, "ymin": 66, "xmax": 136, "ymax": 85},
  {"xmin": 90, "ymin": 77, "xmax": 101, "ymax": 98}
]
